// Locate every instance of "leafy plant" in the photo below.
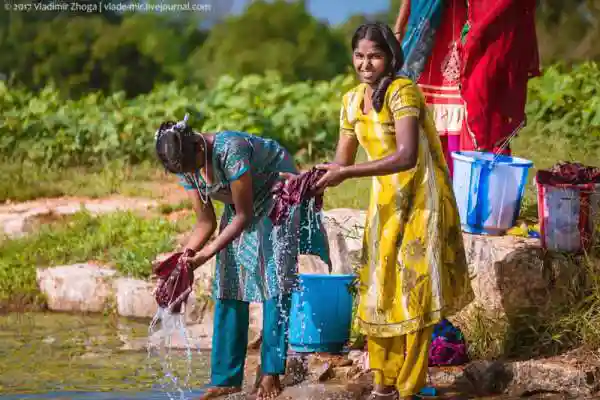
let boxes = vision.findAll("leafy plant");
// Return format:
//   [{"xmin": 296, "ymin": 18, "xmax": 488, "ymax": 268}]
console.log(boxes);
[
  {"xmin": 0, "ymin": 73, "xmax": 356, "ymax": 168},
  {"xmin": 524, "ymin": 62, "xmax": 600, "ymax": 149}
]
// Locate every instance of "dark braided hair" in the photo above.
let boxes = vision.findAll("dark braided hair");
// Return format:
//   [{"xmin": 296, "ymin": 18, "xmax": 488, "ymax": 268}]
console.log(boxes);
[
  {"xmin": 351, "ymin": 22, "xmax": 404, "ymax": 113},
  {"xmin": 155, "ymin": 120, "xmax": 199, "ymax": 174}
]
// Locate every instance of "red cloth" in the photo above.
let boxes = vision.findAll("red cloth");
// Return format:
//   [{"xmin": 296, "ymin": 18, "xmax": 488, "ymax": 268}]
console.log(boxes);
[
  {"xmin": 417, "ymin": 0, "xmax": 467, "ymax": 177},
  {"xmin": 153, "ymin": 249, "xmax": 195, "ymax": 313},
  {"xmin": 269, "ymin": 167, "xmax": 326, "ymax": 226},
  {"xmin": 460, "ymin": 0, "xmax": 540, "ymax": 152}
]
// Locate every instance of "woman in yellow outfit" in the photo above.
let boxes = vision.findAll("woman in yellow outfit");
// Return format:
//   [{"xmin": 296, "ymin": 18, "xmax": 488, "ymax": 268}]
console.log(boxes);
[{"xmin": 312, "ymin": 23, "xmax": 474, "ymax": 400}]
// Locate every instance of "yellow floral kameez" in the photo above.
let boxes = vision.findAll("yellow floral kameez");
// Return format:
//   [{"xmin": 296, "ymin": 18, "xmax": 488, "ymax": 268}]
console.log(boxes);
[{"xmin": 340, "ymin": 77, "xmax": 474, "ymax": 396}]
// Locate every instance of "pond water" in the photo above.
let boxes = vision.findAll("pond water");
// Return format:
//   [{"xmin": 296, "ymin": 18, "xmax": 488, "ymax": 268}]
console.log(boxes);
[{"xmin": 0, "ymin": 312, "xmax": 210, "ymax": 399}]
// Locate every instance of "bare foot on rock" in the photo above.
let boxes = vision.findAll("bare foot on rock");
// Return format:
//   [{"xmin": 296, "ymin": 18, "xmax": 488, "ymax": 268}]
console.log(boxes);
[{"xmin": 256, "ymin": 374, "xmax": 282, "ymax": 400}]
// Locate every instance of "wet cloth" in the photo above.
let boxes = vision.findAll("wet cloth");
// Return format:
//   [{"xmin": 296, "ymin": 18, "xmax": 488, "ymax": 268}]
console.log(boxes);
[
  {"xmin": 460, "ymin": 0, "xmax": 540, "ymax": 152},
  {"xmin": 269, "ymin": 167, "xmax": 326, "ymax": 226},
  {"xmin": 153, "ymin": 249, "xmax": 195, "ymax": 313},
  {"xmin": 177, "ymin": 131, "xmax": 330, "ymax": 303}
]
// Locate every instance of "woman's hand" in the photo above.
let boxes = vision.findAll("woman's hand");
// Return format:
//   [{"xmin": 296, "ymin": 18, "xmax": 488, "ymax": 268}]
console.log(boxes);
[
  {"xmin": 313, "ymin": 163, "xmax": 348, "ymax": 192},
  {"xmin": 181, "ymin": 250, "xmax": 211, "ymax": 270}
]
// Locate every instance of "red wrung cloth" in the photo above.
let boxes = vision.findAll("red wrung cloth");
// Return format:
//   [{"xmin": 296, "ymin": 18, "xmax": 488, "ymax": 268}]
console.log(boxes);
[
  {"xmin": 536, "ymin": 162, "xmax": 600, "ymax": 187},
  {"xmin": 460, "ymin": 0, "xmax": 540, "ymax": 153},
  {"xmin": 269, "ymin": 167, "xmax": 326, "ymax": 226},
  {"xmin": 153, "ymin": 249, "xmax": 195, "ymax": 313}
]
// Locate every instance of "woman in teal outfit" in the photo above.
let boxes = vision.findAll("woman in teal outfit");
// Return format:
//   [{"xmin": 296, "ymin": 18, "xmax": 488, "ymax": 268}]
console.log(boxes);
[{"xmin": 154, "ymin": 115, "xmax": 329, "ymax": 399}]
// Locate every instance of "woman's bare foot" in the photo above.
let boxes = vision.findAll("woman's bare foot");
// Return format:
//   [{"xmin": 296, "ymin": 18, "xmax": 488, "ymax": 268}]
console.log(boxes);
[
  {"xmin": 197, "ymin": 386, "xmax": 242, "ymax": 399},
  {"xmin": 256, "ymin": 374, "xmax": 282, "ymax": 400}
]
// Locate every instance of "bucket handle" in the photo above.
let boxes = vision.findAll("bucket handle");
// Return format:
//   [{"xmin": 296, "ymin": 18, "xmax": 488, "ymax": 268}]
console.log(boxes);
[{"xmin": 489, "ymin": 120, "xmax": 525, "ymax": 168}]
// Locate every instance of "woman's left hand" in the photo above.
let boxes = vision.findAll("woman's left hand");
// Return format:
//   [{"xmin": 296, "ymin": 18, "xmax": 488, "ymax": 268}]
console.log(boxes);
[
  {"xmin": 314, "ymin": 163, "xmax": 347, "ymax": 192},
  {"xmin": 181, "ymin": 250, "xmax": 211, "ymax": 270}
]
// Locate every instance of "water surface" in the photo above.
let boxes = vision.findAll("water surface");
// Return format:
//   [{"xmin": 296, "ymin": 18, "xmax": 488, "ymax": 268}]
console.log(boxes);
[{"xmin": 0, "ymin": 312, "xmax": 210, "ymax": 398}]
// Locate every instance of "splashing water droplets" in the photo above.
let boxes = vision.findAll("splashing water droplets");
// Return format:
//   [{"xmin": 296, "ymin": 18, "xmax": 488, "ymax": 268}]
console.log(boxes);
[{"xmin": 146, "ymin": 306, "xmax": 199, "ymax": 399}]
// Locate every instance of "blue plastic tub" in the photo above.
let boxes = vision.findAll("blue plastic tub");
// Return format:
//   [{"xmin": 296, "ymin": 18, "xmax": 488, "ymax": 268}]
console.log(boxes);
[
  {"xmin": 451, "ymin": 151, "xmax": 533, "ymax": 235},
  {"xmin": 289, "ymin": 274, "xmax": 355, "ymax": 353}
]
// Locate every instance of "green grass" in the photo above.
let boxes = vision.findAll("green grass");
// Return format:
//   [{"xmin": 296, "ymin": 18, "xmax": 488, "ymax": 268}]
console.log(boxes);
[
  {"xmin": 0, "ymin": 158, "xmax": 166, "ymax": 203},
  {"xmin": 0, "ymin": 211, "xmax": 192, "ymax": 310}
]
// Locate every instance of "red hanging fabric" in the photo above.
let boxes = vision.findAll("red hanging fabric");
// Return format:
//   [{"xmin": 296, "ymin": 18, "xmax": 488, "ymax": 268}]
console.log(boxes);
[{"xmin": 460, "ymin": 0, "xmax": 540, "ymax": 153}]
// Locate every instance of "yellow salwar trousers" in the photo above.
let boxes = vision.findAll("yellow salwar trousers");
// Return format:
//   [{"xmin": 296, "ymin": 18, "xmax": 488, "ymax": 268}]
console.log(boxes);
[{"xmin": 368, "ymin": 326, "xmax": 434, "ymax": 397}]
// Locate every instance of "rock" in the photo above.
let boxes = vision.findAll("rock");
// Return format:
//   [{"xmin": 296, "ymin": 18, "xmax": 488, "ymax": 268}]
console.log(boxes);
[
  {"xmin": 453, "ymin": 234, "xmax": 580, "ymax": 357},
  {"xmin": 113, "ymin": 277, "xmax": 157, "ymax": 319},
  {"xmin": 280, "ymin": 383, "xmax": 364, "ymax": 400},
  {"xmin": 460, "ymin": 350, "xmax": 600, "ymax": 398},
  {"xmin": 298, "ymin": 255, "xmax": 331, "ymax": 275},
  {"xmin": 428, "ymin": 366, "xmax": 475, "ymax": 394},
  {"xmin": 347, "ymin": 350, "xmax": 365, "ymax": 367},
  {"xmin": 36, "ymin": 264, "xmax": 116, "ymax": 312},
  {"xmin": 307, "ymin": 354, "xmax": 336, "ymax": 382},
  {"xmin": 0, "ymin": 196, "xmax": 157, "ymax": 238},
  {"xmin": 506, "ymin": 349, "xmax": 600, "ymax": 398},
  {"xmin": 322, "ymin": 209, "xmax": 366, "ymax": 274},
  {"xmin": 282, "ymin": 355, "xmax": 308, "ymax": 387}
]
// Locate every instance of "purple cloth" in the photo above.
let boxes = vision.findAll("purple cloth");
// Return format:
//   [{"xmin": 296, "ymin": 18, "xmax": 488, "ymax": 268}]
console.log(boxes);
[
  {"xmin": 429, "ymin": 337, "xmax": 469, "ymax": 366},
  {"xmin": 269, "ymin": 167, "xmax": 327, "ymax": 225}
]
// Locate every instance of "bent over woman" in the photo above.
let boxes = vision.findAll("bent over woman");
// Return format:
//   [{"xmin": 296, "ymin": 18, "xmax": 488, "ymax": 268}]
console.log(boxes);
[{"xmin": 155, "ymin": 117, "xmax": 329, "ymax": 399}]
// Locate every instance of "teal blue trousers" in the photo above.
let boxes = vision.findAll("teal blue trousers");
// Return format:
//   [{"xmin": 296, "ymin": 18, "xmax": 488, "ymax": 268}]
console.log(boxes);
[{"xmin": 209, "ymin": 294, "xmax": 291, "ymax": 387}]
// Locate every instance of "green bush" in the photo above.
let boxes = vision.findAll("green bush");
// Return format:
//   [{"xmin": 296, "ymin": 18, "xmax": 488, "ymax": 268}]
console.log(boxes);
[
  {"xmin": 525, "ymin": 62, "xmax": 600, "ymax": 149},
  {"xmin": 0, "ymin": 73, "xmax": 355, "ymax": 168},
  {"xmin": 3, "ymin": 62, "xmax": 600, "ymax": 172}
]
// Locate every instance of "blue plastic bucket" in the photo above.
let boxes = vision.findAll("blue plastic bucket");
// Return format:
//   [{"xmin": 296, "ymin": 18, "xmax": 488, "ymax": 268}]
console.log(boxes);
[
  {"xmin": 451, "ymin": 151, "xmax": 533, "ymax": 235},
  {"xmin": 289, "ymin": 274, "xmax": 355, "ymax": 353}
]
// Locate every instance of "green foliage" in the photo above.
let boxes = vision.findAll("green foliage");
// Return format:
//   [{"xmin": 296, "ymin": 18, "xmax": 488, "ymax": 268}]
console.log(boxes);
[
  {"xmin": 0, "ymin": 0, "xmax": 351, "ymax": 98},
  {"xmin": 0, "ymin": 11, "xmax": 206, "ymax": 98},
  {"xmin": 524, "ymin": 62, "xmax": 600, "ymax": 149},
  {"xmin": 192, "ymin": 0, "xmax": 349, "ymax": 85},
  {"xmin": 0, "ymin": 73, "xmax": 356, "ymax": 167},
  {"xmin": 0, "ymin": 211, "xmax": 186, "ymax": 309}
]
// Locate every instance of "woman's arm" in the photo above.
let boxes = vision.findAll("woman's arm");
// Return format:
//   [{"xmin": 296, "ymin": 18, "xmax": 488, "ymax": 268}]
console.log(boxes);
[
  {"xmin": 340, "ymin": 116, "xmax": 418, "ymax": 179},
  {"xmin": 314, "ymin": 115, "xmax": 419, "ymax": 190},
  {"xmin": 192, "ymin": 172, "xmax": 254, "ymax": 263},
  {"xmin": 334, "ymin": 134, "xmax": 359, "ymax": 167},
  {"xmin": 394, "ymin": 0, "xmax": 411, "ymax": 42},
  {"xmin": 182, "ymin": 190, "xmax": 218, "ymax": 252}
]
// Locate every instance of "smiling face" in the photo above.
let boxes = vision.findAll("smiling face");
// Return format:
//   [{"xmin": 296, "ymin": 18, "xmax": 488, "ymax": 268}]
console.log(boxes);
[{"xmin": 352, "ymin": 39, "xmax": 388, "ymax": 86}]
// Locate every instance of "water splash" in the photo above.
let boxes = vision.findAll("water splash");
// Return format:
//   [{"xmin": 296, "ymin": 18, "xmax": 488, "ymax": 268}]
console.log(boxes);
[{"xmin": 146, "ymin": 307, "xmax": 198, "ymax": 400}]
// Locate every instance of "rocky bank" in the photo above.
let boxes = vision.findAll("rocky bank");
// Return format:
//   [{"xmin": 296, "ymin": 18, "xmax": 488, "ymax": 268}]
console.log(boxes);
[{"xmin": 2, "ymin": 199, "xmax": 599, "ymax": 398}]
